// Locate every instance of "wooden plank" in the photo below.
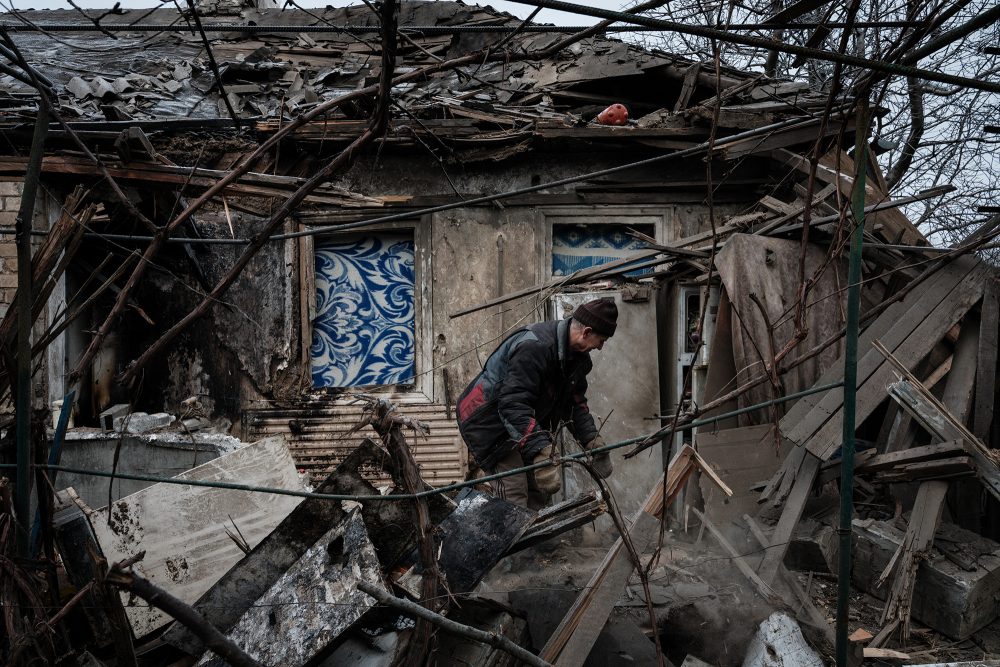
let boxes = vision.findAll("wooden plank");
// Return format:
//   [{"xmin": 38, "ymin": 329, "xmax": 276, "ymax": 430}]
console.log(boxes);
[
  {"xmin": 888, "ymin": 379, "xmax": 1000, "ymax": 501},
  {"xmin": 777, "ymin": 259, "xmax": 962, "ymax": 443},
  {"xmin": 975, "ymin": 279, "xmax": 1000, "ymax": 441},
  {"xmin": 757, "ymin": 453, "xmax": 821, "ymax": 584},
  {"xmin": 942, "ymin": 313, "xmax": 983, "ymax": 530},
  {"xmin": 877, "ymin": 481, "xmax": 949, "ymax": 638},
  {"xmin": 804, "ymin": 261, "xmax": 989, "ymax": 460},
  {"xmin": 859, "ymin": 440, "xmax": 965, "ymax": 473},
  {"xmin": 875, "ymin": 456, "xmax": 975, "ymax": 483},
  {"xmin": 941, "ymin": 313, "xmax": 980, "ymax": 426},
  {"xmin": 783, "ymin": 257, "xmax": 976, "ymax": 446},
  {"xmin": 743, "ymin": 513, "xmax": 833, "ymax": 642},
  {"xmin": 540, "ymin": 446, "xmax": 730, "ymax": 666}
]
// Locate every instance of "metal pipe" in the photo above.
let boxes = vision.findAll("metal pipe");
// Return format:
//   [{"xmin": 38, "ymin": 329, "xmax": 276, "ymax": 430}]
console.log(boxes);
[
  {"xmin": 1, "ymin": 380, "xmax": 842, "ymax": 503},
  {"xmin": 504, "ymin": 0, "xmax": 1000, "ymax": 94},
  {"xmin": 14, "ymin": 98, "xmax": 48, "ymax": 557},
  {"xmin": 835, "ymin": 98, "xmax": 869, "ymax": 667},
  {"xmin": 650, "ymin": 381, "xmax": 843, "ymax": 421}
]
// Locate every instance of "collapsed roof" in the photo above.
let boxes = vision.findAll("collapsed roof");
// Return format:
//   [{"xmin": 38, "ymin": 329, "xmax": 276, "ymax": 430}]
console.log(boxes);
[{"xmin": 0, "ymin": 1, "xmax": 834, "ymax": 147}]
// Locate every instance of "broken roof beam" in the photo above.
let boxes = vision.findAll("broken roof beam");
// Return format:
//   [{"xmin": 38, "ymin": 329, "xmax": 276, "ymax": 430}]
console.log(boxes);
[
  {"xmin": 0, "ymin": 156, "xmax": 384, "ymax": 208},
  {"xmin": 771, "ymin": 148, "xmax": 925, "ymax": 245}
]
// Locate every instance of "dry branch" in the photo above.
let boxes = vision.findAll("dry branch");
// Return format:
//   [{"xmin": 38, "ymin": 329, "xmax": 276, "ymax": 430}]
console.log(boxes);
[{"xmin": 105, "ymin": 561, "xmax": 263, "ymax": 667}]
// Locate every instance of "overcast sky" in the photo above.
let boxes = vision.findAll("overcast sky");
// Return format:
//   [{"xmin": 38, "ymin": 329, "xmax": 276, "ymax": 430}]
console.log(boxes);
[{"xmin": 0, "ymin": 0, "xmax": 628, "ymax": 26}]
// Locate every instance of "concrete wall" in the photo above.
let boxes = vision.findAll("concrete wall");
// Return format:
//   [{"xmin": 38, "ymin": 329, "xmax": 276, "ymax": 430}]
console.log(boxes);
[{"xmin": 55, "ymin": 430, "xmax": 241, "ymax": 508}]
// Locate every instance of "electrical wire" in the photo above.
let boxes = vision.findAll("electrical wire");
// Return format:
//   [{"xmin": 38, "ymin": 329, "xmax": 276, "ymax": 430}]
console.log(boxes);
[{"xmin": 0, "ymin": 381, "xmax": 842, "ymax": 503}]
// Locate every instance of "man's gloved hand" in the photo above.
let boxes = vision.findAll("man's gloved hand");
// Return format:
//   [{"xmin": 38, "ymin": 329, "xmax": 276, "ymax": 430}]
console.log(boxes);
[
  {"xmin": 532, "ymin": 444, "xmax": 561, "ymax": 495},
  {"xmin": 585, "ymin": 436, "xmax": 614, "ymax": 479}
]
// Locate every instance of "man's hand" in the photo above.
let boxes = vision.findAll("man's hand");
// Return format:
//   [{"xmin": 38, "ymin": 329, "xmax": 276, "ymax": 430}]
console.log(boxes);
[
  {"xmin": 532, "ymin": 445, "xmax": 561, "ymax": 495},
  {"xmin": 585, "ymin": 435, "xmax": 613, "ymax": 479}
]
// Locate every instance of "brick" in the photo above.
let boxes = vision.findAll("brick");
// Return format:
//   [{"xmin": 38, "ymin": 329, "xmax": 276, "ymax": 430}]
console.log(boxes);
[
  {"xmin": 0, "ymin": 274, "xmax": 19, "ymax": 289},
  {"xmin": 0, "ymin": 244, "xmax": 16, "ymax": 257},
  {"xmin": 0, "ymin": 257, "xmax": 15, "ymax": 272},
  {"xmin": 0, "ymin": 181, "xmax": 22, "ymax": 197},
  {"xmin": 0, "ymin": 211, "xmax": 16, "ymax": 226},
  {"xmin": 3, "ymin": 196, "xmax": 22, "ymax": 211}
]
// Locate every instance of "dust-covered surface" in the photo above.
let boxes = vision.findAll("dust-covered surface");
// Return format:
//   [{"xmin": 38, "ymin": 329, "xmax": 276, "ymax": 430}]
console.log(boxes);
[
  {"xmin": 196, "ymin": 509, "xmax": 387, "ymax": 667},
  {"xmin": 475, "ymin": 521, "xmax": 1000, "ymax": 666},
  {"xmin": 86, "ymin": 435, "xmax": 306, "ymax": 638}
]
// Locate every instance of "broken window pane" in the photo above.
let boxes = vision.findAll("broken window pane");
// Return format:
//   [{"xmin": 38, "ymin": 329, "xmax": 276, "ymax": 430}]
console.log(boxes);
[{"xmin": 312, "ymin": 234, "xmax": 415, "ymax": 387}]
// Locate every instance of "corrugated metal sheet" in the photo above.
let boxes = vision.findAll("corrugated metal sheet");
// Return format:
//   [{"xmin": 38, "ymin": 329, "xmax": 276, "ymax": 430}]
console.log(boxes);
[{"xmin": 243, "ymin": 394, "xmax": 466, "ymax": 487}]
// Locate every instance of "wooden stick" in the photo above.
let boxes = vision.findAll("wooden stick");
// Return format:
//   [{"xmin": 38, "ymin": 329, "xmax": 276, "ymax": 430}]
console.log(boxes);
[{"xmin": 357, "ymin": 580, "xmax": 551, "ymax": 667}]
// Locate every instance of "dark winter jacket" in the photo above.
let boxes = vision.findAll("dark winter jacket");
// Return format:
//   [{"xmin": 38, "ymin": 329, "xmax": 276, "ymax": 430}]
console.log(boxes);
[{"xmin": 456, "ymin": 318, "xmax": 600, "ymax": 471}]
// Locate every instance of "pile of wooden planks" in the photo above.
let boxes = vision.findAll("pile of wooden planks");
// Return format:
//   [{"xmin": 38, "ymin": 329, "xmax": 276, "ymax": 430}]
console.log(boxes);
[{"xmin": 736, "ymin": 251, "xmax": 1000, "ymax": 647}]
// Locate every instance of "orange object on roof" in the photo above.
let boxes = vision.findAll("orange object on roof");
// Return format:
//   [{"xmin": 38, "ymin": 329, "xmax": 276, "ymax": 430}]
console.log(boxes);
[{"xmin": 596, "ymin": 103, "xmax": 628, "ymax": 126}]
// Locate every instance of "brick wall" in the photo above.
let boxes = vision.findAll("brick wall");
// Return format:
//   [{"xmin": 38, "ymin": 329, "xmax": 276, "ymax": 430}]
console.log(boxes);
[{"xmin": 0, "ymin": 180, "xmax": 23, "ymax": 321}]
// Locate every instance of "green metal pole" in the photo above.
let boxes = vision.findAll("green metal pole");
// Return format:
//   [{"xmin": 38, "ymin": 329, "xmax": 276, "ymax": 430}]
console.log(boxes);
[
  {"xmin": 836, "ymin": 98, "xmax": 869, "ymax": 667},
  {"xmin": 14, "ymin": 97, "xmax": 48, "ymax": 558}
]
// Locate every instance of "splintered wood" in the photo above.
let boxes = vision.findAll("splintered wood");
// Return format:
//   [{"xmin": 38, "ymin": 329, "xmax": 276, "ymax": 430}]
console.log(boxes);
[
  {"xmin": 756, "ymin": 256, "xmax": 991, "ymax": 589},
  {"xmin": 540, "ymin": 446, "xmax": 732, "ymax": 666}
]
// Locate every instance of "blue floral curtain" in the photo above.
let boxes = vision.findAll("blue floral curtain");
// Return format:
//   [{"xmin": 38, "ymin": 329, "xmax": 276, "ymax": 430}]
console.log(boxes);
[
  {"xmin": 311, "ymin": 235, "xmax": 415, "ymax": 387},
  {"xmin": 552, "ymin": 224, "xmax": 654, "ymax": 276}
]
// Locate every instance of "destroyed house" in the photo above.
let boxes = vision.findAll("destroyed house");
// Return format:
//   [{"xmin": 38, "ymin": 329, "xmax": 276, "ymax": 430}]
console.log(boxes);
[
  {"xmin": 0, "ymin": 0, "xmax": 922, "ymax": 520},
  {"xmin": 7, "ymin": 1, "xmax": 1000, "ymax": 665}
]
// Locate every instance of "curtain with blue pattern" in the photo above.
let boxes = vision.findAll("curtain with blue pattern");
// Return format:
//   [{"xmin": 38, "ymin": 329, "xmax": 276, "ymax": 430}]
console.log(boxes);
[
  {"xmin": 311, "ymin": 235, "xmax": 415, "ymax": 387},
  {"xmin": 552, "ymin": 224, "xmax": 654, "ymax": 277}
]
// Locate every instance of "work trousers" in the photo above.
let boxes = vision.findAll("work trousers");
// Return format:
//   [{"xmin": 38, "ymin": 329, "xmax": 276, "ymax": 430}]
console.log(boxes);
[{"xmin": 490, "ymin": 448, "xmax": 552, "ymax": 510}]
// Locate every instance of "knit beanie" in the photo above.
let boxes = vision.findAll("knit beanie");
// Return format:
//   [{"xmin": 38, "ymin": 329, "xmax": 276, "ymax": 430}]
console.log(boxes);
[{"xmin": 572, "ymin": 298, "xmax": 618, "ymax": 338}]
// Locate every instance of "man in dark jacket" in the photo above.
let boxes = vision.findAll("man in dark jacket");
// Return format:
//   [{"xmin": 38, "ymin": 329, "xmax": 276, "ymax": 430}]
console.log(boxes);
[{"xmin": 456, "ymin": 298, "xmax": 617, "ymax": 508}]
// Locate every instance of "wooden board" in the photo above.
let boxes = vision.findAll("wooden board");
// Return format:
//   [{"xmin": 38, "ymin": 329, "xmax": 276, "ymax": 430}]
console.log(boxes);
[
  {"xmin": 783, "ymin": 257, "xmax": 978, "ymax": 447},
  {"xmin": 804, "ymin": 260, "xmax": 989, "ymax": 460},
  {"xmin": 975, "ymin": 279, "xmax": 1000, "ymax": 441},
  {"xmin": 540, "ymin": 446, "xmax": 730, "ymax": 666},
  {"xmin": 88, "ymin": 436, "xmax": 306, "ymax": 638},
  {"xmin": 757, "ymin": 453, "xmax": 821, "ymax": 585},
  {"xmin": 696, "ymin": 425, "xmax": 789, "ymax": 526},
  {"xmin": 774, "ymin": 260, "xmax": 958, "ymax": 445}
]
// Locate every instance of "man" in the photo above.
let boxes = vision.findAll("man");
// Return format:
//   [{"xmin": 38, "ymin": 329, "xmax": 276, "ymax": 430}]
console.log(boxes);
[{"xmin": 456, "ymin": 297, "xmax": 617, "ymax": 508}]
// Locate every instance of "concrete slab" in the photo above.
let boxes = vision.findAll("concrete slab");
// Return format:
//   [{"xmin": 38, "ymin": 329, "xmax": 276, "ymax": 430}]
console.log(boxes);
[
  {"xmin": 57, "ymin": 429, "xmax": 243, "ymax": 507},
  {"xmin": 197, "ymin": 510, "xmax": 387, "ymax": 667},
  {"xmin": 86, "ymin": 435, "xmax": 305, "ymax": 638},
  {"xmin": 853, "ymin": 518, "xmax": 1000, "ymax": 639}
]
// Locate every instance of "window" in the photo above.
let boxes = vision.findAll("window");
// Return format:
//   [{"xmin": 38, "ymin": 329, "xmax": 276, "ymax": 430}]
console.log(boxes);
[
  {"xmin": 551, "ymin": 223, "xmax": 656, "ymax": 277},
  {"xmin": 311, "ymin": 233, "xmax": 415, "ymax": 387}
]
